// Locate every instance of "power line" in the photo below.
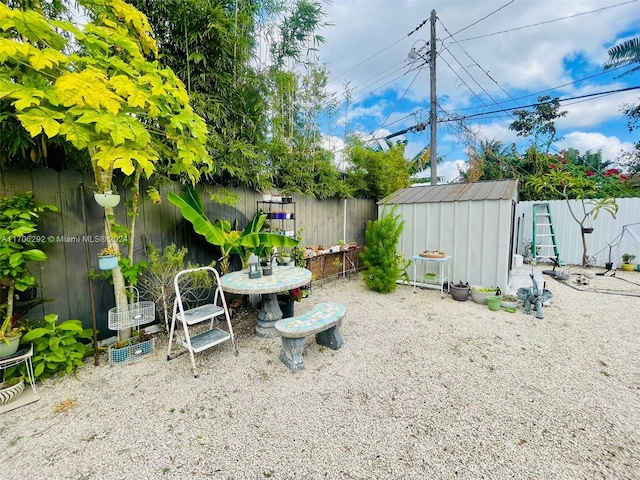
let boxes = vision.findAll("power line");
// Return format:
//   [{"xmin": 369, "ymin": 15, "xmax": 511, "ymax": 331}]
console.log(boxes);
[
  {"xmin": 453, "ymin": 85, "xmax": 640, "ymax": 122},
  {"xmin": 384, "ymin": 85, "xmax": 640, "ymax": 139},
  {"xmin": 442, "ymin": 0, "xmax": 516, "ymax": 40},
  {"xmin": 374, "ymin": 62, "xmax": 426, "ymax": 134},
  {"xmin": 446, "ymin": 0, "xmax": 639, "ymax": 44}
]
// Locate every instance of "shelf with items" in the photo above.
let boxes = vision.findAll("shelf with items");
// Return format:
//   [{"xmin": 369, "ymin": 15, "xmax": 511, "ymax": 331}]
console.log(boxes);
[
  {"xmin": 257, "ymin": 200, "xmax": 296, "ymax": 238},
  {"xmin": 410, "ymin": 254, "xmax": 452, "ymax": 298},
  {"xmin": 304, "ymin": 245, "xmax": 361, "ymax": 281}
]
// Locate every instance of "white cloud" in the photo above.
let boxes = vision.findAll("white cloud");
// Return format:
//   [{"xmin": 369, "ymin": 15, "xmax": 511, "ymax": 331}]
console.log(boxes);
[
  {"xmin": 313, "ymin": 1, "xmax": 640, "ymax": 180},
  {"xmin": 559, "ymin": 132, "xmax": 635, "ymax": 164}
]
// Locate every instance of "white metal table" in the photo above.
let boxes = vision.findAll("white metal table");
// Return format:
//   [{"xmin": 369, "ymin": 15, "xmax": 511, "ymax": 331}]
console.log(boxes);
[{"xmin": 411, "ymin": 255, "xmax": 452, "ymax": 298}]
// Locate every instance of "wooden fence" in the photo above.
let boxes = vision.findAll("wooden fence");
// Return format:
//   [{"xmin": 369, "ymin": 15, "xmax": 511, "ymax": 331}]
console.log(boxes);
[{"xmin": 0, "ymin": 168, "xmax": 377, "ymax": 338}]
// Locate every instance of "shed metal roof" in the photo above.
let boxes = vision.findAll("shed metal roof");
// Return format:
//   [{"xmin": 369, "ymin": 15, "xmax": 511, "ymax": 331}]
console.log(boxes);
[{"xmin": 378, "ymin": 179, "xmax": 519, "ymax": 205}]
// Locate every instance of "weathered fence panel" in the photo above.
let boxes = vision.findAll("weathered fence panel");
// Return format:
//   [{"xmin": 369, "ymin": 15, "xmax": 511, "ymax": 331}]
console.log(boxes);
[{"xmin": 0, "ymin": 169, "xmax": 377, "ymax": 338}]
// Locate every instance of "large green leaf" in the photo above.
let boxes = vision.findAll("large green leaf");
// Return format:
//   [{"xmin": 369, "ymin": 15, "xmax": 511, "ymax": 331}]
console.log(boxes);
[
  {"xmin": 169, "ymin": 186, "xmax": 299, "ymax": 266},
  {"xmin": 167, "ymin": 186, "xmax": 229, "ymax": 247}
]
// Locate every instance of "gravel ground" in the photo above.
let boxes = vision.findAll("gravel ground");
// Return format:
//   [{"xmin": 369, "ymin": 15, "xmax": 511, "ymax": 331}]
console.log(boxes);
[{"xmin": 2, "ymin": 270, "xmax": 640, "ymax": 480}]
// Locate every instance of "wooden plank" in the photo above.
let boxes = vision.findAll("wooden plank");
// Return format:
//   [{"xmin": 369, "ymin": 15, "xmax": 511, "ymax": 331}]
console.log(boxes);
[
  {"xmin": 30, "ymin": 169, "xmax": 67, "ymax": 321},
  {"xmin": 61, "ymin": 174, "xmax": 96, "ymax": 327}
]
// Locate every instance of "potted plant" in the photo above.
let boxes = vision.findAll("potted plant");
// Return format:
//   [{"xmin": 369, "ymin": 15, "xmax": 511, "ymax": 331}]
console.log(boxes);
[
  {"xmin": 0, "ymin": 316, "xmax": 23, "ymax": 359},
  {"xmin": 276, "ymin": 288, "xmax": 302, "ymax": 318},
  {"xmin": 449, "ymin": 281, "xmax": 470, "ymax": 302},
  {"xmin": 276, "ymin": 250, "xmax": 292, "ymax": 265},
  {"xmin": 419, "ymin": 249, "xmax": 446, "ymax": 258},
  {"xmin": 98, "ymin": 246, "xmax": 119, "ymax": 270},
  {"xmin": 424, "ymin": 272, "xmax": 439, "ymax": 284},
  {"xmin": 470, "ymin": 286, "xmax": 501, "ymax": 305},
  {"xmin": 0, "ymin": 376, "xmax": 25, "ymax": 406},
  {"xmin": 500, "ymin": 294, "xmax": 519, "ymax": 309},
  {"xmin": 0, "ymin": 192, "xmax": 54, "ymax": 358},
  {"xmin": 621, "ymin": 253, "xmax": 636, "ymax": 272},
  {"xmin": 108, "ymin": 329, "xmax": 154, "ymax": 364}
]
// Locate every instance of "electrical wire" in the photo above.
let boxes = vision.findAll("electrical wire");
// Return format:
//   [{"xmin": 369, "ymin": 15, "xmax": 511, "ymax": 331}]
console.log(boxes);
[
  {"xmin": 442, "ymin": 0, "xmax": 516, "ymax": 41},
  {"xmin": 374, "ymin": 63, "xmax": 426, "ymax": 133},
  {"xmin": 446, "ymin": 0, "xmax": 639, "ymax": 45}
]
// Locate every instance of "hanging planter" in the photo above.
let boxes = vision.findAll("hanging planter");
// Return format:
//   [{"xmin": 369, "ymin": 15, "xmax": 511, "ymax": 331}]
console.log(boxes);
[
  {"xmin": 94, "ymin": 192, "xmax": 121, "ymax": 208},
  {"xmin": 98, "ymin": 255, "xmax": 118, "ymax": 270},
  {"xmin": 98, "ymin": 247, "xmax": 118, "ymax": 270}
]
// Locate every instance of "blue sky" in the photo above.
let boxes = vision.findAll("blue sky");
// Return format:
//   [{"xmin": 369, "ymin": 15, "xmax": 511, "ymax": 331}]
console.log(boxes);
[{"xmin": 314, "ymin": 0, "xmax": 640, "ymax": 182}]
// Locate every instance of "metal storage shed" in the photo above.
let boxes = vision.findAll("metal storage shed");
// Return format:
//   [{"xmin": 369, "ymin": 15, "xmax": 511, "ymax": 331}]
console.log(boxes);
[{"xmin": 379, "ymin": 179, "xmax": 519, "ymax": 291}]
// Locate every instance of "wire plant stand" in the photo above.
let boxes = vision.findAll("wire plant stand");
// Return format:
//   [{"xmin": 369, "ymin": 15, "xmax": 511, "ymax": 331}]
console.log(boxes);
[
  {"xmin": 108, "ymin": 287, "xmax": 156, "ymax": 365},
  {"xmin": 108, "ymin": 287, "xmax": 155, "ymax": 331}
]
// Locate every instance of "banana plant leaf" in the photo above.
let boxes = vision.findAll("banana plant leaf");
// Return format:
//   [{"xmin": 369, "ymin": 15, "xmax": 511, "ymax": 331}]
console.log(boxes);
[{"xmin": 168, "ymin": 186, "xmax": 299, "ymax": 268}]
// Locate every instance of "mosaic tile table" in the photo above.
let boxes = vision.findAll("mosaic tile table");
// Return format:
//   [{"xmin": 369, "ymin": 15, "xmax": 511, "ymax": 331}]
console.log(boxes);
[{"xmin": 220, "ymin": 265, "xmax": 312, "ymax": 338}]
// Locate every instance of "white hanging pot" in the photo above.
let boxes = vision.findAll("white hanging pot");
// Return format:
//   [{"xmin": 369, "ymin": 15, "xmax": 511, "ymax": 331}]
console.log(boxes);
[{"xmin": 94, "ymin": 193, "xmax": 121, "ymax": 208}]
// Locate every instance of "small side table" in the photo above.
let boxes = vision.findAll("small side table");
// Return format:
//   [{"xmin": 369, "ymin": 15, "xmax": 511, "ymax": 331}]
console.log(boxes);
[
  {"xmin": 411, "ymin": 255, "xmax": 452, "ymax": 298},
  {"xmin": 0, "ymin": 344, "xmax": 39, "ymax": 413}
]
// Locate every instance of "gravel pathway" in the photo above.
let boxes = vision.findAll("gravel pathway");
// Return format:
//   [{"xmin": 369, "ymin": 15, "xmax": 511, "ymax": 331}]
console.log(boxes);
[{"xmin": 2, "ymin": 272, "xmax": 639, "ymax": 479}]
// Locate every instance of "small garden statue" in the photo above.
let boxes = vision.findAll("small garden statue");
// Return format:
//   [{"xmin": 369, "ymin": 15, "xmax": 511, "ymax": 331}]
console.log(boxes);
[{"xmin": 516, "ymin": 273, "xmax": 553, "ymax": 319}]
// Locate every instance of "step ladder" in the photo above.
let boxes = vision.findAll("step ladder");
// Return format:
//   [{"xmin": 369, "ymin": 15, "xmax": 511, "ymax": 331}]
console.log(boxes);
[
  {"xmin": 167, "ymin": 266, "xmax": 238, "ymax": 378},
  {"xmin": 532, "ymin": 203, "xmax": 561, "ymax": 267}
]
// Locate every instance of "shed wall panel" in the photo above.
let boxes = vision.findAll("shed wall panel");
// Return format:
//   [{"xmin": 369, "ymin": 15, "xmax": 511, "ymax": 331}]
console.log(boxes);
[{"xmin": 384, "ymin": 194, "xmax": 514, "ymax": 292}]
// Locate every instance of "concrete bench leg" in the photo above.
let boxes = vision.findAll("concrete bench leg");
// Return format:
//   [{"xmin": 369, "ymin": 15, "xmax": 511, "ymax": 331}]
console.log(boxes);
[
  {"xmin": 279, "ymin": 337, "xmax": 306, "ymax": 371},
  {"xmin": 315, "ymin": 322, "xmax": 343, "ymax": 350}
]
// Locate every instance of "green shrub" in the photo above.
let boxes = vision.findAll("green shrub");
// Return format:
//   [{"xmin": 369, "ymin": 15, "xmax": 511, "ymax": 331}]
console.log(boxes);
[
  {"xmin": 5, "ymin": 314, "xmax": 92, "ymax": 381},
  {"xmin": 360, "ymin": 206, "xmax": 410, "ymax": 293}
]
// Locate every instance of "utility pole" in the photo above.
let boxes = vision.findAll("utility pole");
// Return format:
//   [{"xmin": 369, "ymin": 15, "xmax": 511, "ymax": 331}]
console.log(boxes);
[{"xmin": 429, "ymin": 9, "xmax": 437, "ymax": 185}]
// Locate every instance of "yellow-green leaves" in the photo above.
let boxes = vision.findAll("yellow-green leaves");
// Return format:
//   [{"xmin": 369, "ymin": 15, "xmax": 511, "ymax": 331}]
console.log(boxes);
[
  {"xmin": 16, "ymin": 107, "xmax": 64, "ymax": 137},
  {"xmin": 0, "ymin": 4, "xmax": 67, "ymax": 51},
  {"xmin": 1, "ymin": 0, "xmax": 211, "ymax": 180},
  {"xmin": 55, "ymin": 69, "xmax": 122, "ymax": 114},
  {"xmin": 94, "ymin": 144, "xmax": 157, "ymax": 177}
]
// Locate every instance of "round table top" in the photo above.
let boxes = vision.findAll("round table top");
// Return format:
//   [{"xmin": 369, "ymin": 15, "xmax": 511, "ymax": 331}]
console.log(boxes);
[{"xmin": 220, "ymin": 265, "xmax": 312, "ymax": 295}]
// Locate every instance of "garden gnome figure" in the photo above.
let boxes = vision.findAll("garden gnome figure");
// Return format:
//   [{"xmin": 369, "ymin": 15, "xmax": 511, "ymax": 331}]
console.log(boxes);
[{"xmin": 516, "ymin": 272, "xmax": 553, "ymax": 319}]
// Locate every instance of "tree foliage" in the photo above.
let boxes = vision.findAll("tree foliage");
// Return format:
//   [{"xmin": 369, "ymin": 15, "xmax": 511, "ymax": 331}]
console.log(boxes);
[
  {"xmin": 510, "ymin": 95, "xmax": 567, "ymax": 154},
  {"xmin": 360, "ymin": 206, "xmax": 409, "ymax": 293},
  {"xmin": 345, "ymin": 138, "xmax": 411, "ymax": 200}
]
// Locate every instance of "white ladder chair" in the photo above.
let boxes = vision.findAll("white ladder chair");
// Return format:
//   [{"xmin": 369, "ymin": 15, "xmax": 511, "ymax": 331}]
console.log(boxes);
[{"xmin": 167, "ymin": 266, "xmax": 238, "ymax": 377}]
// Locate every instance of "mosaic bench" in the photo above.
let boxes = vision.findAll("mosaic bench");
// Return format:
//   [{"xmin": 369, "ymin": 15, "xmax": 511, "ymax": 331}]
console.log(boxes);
[{"xmin": 274, "ymin": 302, "xmax": 345, "ymax": 371}]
